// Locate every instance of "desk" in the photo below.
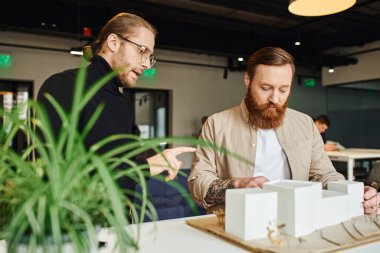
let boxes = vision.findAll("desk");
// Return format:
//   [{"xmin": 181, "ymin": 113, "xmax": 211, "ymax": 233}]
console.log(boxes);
[
  {"xmin": 1, "ymin": 215, "xmax": 378, "ymax": 252},
  {"xmin": 98, "ymin": 216, "xmax": 247, "ymax": 253},
  {"xmin": 326, "ymin": 148, "xmax": 380, "ymax": 181},
  {"xmin": 97, "ymin": 215, "xmax": 380, "ymax": 253}
]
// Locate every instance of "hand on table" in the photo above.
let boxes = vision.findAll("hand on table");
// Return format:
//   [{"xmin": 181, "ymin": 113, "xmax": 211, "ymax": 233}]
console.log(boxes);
[
  {"xmin": 232, "ymin": 176, "xmax": 269, "ymax": 189},
  {"xmin": 147, "ymin": 147, "xmax": 196, "ymax": 181},
  {"xmin": 363, "ymin": 186, "xmax": 380, "ymax": 214}
]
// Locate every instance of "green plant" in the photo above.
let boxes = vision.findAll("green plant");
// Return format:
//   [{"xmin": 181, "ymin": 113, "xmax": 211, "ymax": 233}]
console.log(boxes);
[
  {"xmin": 0, "ymin": 64, "xmax": 179, "ymax": 252},
  {"xmin": 0, "ymin": 66, "xmax": 140, "ymax": 252},
  {"xmin": 0, "ymin": 62, "xmax": 251, "ymax": 253}
]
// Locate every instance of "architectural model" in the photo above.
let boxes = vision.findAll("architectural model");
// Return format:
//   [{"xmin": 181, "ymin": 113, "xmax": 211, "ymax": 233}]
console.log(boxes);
[{"xmin": 225, "ymin": 180, "xmax": 363, "ymax": 240}]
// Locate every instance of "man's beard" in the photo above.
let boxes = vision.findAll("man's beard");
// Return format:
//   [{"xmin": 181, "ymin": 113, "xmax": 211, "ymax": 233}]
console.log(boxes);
[
  {"xmin": 245, "ymin": 88, "xmax": 288, "ymax": 129},
  {"xmin": 111, "ymin": 51, "xmax": 134, "ymax": 88}
]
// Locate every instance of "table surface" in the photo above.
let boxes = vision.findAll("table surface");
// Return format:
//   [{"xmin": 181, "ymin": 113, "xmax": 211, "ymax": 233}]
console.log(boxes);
[
  {"xmin": 98, "ymin": 215, "xmax": 248, "ymax": 253},
  {"xmin": 326, "ymin": 148, "xmax": 380, "ymax": 159},
  {"xmin": 2, "ymin": 215, "xmax": 379, "ymax": 252},
  {"xmin": 97, "ymin": 215, "xmax": 380, "ymax": 253}
]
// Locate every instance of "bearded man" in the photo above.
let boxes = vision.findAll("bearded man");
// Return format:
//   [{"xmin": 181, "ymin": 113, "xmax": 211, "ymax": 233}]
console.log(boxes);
[{"xmin": 188, "ymin": 47, "xmax": 379, "ymax": 214}]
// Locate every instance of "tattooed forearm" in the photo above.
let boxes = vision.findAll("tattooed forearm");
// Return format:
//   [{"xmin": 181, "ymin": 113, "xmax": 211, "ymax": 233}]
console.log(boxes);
[{"xmin": 204, "ymin": 179, "xmax": 235, "ymax": 205}]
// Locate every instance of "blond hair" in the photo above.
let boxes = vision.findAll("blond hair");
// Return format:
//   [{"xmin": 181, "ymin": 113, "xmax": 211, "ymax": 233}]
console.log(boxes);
[{"xmin": 83, "ymin": 13, "xmax": 157, "ymax": 61}]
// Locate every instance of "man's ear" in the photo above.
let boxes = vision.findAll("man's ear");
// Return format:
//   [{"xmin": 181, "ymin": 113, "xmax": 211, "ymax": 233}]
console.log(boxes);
[
  {"xmin": 105, "ymin": 33, "xmax": 120, "ymax": 52},
  {"xmin": 244, "ymin": 72, "xmax": 251, "ymax": 88}
]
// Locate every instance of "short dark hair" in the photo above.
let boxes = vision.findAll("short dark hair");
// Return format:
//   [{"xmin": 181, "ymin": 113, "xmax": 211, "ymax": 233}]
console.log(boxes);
[
  {"xmin": 314, "ymin": 114, "xmax": 331, "ymax": 127},
  {"xmin": 246, "ymin": 47, "xmax": 295, "ymax": 79}
]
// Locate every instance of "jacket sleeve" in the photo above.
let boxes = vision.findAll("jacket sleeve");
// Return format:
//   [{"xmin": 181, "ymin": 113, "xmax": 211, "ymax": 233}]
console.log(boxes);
[
  {"xmin": 188, "ymin": 117, "xmax": 222, "ymax": 209},
  {"xmin": 308, "ymin": 117, "xmax": 345, "ymax": 187}
]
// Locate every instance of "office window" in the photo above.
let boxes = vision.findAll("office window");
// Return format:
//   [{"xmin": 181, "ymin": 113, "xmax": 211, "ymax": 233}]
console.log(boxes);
[{"xmin": 0, "ymin": 79, "xmax": 33, "ymax": 152}]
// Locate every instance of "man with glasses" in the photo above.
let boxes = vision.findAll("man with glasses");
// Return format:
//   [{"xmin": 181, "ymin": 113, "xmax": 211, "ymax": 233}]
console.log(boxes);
[
  {"xmin": 38, "ymin": 13, "xmax": 195, "ymax": 186},
  {"xmin": 115, "ymin": 33, "xmax": 156, "ymax": 69}
]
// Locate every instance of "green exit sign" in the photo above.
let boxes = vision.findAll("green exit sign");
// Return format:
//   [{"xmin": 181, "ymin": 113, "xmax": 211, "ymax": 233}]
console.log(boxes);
[
  {"xmin": 0, "ymin": 53, "xmax": 12, "ymax": 68},
  {"xmin": 142, "ymin": 68, "xmax": 157, "ymax": 77},
  {"xmin": 304, "ymin": 79, "xmax": 316, "ymax": 87}
]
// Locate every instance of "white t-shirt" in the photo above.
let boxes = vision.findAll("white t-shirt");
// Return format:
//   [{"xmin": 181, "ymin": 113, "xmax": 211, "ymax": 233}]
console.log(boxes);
[{"xmin": 253, "ymin": 129, "xmax": 291, "ymax": 180}]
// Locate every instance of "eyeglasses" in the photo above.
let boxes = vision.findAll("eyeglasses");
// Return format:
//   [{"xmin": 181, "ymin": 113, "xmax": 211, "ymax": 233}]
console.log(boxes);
[{"xmin": 116, "ymin": 34, "xmax": 156, "ymax": 68}]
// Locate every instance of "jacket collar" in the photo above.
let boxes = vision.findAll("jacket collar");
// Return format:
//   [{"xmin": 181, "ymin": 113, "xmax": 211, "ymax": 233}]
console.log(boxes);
[{"xmin": 239, "ymin": 99, "xmax": 250, "ymax": 124}]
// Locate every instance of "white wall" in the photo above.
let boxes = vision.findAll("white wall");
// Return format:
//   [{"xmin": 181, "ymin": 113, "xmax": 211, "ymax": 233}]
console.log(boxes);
[
  {"xmin": 322, "ymin": 40, "xmax": 380, "ymax": 86},
  {"xmin": 0, "ymin": 32, "xmax": 83, "ymax": 96},
  {"xmin": 0, "ymin": 32, "xmax": 246, "ymax": 167}
]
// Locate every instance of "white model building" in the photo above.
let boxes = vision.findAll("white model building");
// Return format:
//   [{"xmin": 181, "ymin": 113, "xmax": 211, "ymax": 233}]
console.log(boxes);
[
  {"xmin": 225, "ymin": 180, "xmax": 363, "ymax": 240},
  {"xmin": 225, "ymin": 188, "xmax": 277, "ymax": 240}
]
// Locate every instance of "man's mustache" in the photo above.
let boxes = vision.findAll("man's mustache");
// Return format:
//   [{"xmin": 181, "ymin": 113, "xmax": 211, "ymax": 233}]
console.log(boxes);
[{"xmin": 258, "ymin": 102, "xmax": 283, "ymax": 111}]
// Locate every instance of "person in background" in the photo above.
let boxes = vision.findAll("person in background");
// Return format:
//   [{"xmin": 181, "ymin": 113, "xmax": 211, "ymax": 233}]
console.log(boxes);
[
  {"xmin": 314, "ymin": 115, "xmax": 338, "ymax": 151},
  {"xmin": 38, "ymin": 13, "xmax": 195, "ymax": 186},
  {"xmin": 188, "ymin": 47, "xmax": 379, "ymax": 215}
]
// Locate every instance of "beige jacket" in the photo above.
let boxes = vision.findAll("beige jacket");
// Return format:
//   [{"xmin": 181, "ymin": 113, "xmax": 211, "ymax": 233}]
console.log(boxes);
[{"xmin": 188, "ymin": 100, "xmax": 344, "ymax": 210}]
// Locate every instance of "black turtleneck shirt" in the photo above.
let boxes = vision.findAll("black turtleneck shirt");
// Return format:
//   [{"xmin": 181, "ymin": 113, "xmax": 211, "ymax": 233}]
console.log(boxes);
[
  {"xmin": 37, "ymin": 55, "xmax": 134, "ymax": 188},
  {"xmin": 38, "ymin": 55, "xmax": 133, "ymax": 150}
]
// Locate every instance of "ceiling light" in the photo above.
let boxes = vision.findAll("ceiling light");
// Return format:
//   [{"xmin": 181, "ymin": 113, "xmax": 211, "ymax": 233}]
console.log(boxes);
[
  {"xmin": 70, "ymin": 48, "xmax": 83, "ymax": 56},
  {"xmin": 289, "ymin": 0, "xmax": 356, "ymax": 16},
  {"xmin": 328, "ymin": 67, "xmax": 335, "ymax": 73},
  {"xmin": 238, "ymin": 57, "xmax": 244, "ymax": 62},
  {"xmin": 294, "ymin": 31, "xmax": 302, "ymax": 46}
]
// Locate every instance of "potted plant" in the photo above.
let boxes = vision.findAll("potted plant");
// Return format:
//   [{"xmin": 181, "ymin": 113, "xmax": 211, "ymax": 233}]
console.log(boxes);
[{"xmin": 0, "ymin": 63, "xmax": 198, "ymax": 253}]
